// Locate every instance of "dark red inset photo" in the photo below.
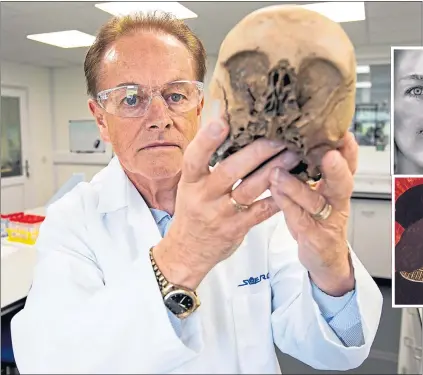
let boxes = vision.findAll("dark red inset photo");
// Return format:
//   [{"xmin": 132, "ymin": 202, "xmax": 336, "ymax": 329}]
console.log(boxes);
[{"xmin": 394, "ymin": 177, "xmax": 423, "ymax": 306}]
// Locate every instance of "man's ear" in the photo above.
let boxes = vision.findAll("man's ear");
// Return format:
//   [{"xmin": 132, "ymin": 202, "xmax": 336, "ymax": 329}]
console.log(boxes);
[
  {"xmin": 197, "ymin": 97, "xmax": 205, "ymax": 116},
  {"xmin": 88, "ymin": 99, "xmax": 111, "ymax": 143}
]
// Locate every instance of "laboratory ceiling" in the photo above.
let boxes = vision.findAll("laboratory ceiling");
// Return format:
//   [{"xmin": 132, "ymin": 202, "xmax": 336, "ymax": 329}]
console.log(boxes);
[{"xmin": 1, "ymin": 1, "xmax": 422, "ymax": 68}]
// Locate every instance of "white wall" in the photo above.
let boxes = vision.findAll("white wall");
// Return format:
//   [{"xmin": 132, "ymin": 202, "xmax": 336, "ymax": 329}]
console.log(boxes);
[
  {"xmin": 1, "ymin": 61, "xmax": 55, "ymax": 208},
  {"xmin": 51, "ymin": 65, "xmax": 112, "ymax": 189}
]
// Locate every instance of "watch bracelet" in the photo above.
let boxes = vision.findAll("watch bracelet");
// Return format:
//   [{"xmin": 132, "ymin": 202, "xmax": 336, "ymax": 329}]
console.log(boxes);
[
  {"xmin": 149, "ymin": 246, "xmax": 199, "ymax": 296},
  {"xmin": 149, "ymin": 246, "xmax": 170, "ymax": 293}
]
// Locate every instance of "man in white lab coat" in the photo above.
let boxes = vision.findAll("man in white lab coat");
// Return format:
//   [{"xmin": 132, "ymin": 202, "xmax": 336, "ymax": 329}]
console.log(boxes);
[{"xmin": 11, "ymin": 11, "xmax": 383, "ymax": 374}]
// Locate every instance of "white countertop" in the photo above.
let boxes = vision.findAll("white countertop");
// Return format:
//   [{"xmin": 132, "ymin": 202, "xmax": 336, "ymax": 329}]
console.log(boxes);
[
  {"xmin": 353, "ymin": 173, "xmax": 391, "ymax": 196},
  {"xmin": 1, "ymin": 206, "xmax": 45, "ymax": 310},
  {"xmin": 1, "ymin": 240, "xmax": 37, "ymax": 309}
]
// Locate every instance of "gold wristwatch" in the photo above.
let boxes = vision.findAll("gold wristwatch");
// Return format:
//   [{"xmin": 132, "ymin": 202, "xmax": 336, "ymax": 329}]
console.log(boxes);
[{"xmin": 149, "ymin": 247, "xmax": 201, "ymax": 319}]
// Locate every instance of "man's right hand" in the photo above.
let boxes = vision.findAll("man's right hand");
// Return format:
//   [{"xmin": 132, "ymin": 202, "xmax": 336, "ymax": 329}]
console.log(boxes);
[{"xmin": 154, "ymin": 113, "xmax": 300, "ymax": 290}]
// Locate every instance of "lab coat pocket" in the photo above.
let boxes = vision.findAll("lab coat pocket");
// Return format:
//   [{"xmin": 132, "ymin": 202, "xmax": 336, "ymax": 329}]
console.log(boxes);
[{"xmin": 232, "ymin": 285, "xmax": 276, "ymax": 373}]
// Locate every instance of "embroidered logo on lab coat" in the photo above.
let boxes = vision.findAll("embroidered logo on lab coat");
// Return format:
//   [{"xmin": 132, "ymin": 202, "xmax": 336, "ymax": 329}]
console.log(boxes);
[{"xmin": 238, "ymin": 273, "xmax": 270, "ymax": 287}]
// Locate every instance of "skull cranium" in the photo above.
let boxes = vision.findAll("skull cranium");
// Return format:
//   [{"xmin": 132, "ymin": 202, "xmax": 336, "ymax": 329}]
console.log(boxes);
[{"xmin": 208, "ymin": 5, "xmax": 357, "ymax": 182}]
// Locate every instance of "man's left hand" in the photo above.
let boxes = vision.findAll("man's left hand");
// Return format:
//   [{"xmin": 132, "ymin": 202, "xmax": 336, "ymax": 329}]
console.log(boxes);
[{"xmin": 269, "ymin": 132, "xmax": 358, "ymax": 297}]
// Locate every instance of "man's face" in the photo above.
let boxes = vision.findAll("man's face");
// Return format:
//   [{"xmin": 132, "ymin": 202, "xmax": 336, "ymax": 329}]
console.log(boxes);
[
  {"xmin": 394, "ymin": 49, "xmax": 423, "ymax": 167},
  {"xmin": 89, "ymin": 31, "xmax": 203, "ymax": 179}
]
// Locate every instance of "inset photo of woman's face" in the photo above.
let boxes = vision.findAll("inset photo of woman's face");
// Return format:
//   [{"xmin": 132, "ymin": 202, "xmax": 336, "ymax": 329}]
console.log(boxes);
[{"xmin": 394, "ymin": 48, "xmax": 423, "ymax": 175}]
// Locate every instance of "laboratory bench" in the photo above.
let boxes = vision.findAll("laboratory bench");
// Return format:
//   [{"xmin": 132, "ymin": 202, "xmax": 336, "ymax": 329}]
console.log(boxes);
[
  {"xmin": 1, "ymin": 242, "xmax": 36, "ymax": 314},
  {"xmin": 1, "ymin": 207, "xmax": 45, "ymax": 315}
]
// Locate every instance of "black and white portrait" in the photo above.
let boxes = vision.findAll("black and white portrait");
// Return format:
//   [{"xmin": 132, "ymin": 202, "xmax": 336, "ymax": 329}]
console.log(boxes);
[{"xmin": 393, "ymin": 47, "xmax": 423, "ymax": 175}]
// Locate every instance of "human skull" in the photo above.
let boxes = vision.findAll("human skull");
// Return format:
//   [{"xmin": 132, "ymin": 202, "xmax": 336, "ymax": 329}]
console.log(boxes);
[{"xmin": 208, "ymin": 5, "xmax": 357, "ymax": 182}]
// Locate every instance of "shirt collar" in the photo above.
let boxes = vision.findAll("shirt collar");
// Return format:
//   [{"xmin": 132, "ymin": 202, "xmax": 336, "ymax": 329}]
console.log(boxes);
[{"xmin": 150, "ymin": 208, "xmax": 171, "ymax": 225}]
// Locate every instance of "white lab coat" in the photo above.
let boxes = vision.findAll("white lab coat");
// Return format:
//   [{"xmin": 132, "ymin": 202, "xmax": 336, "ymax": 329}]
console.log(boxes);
[{"xmin": 11, "ymin": 157, "xmax": 383, "ymax": 374}]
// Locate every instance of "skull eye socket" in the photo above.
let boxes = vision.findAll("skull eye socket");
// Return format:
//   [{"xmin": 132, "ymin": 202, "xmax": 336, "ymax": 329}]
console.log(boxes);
[
  {"xmin": 296, "ymin": 58, "xmax": 344, "ymax": 114},
  {"xmin": 223, "ymin": 50, "xmax": 270, "ymax": 107}
]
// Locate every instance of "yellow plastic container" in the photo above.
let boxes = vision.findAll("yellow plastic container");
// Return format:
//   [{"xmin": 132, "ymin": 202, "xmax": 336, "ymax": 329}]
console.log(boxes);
[{"xmin": 6, "ymin": 214, "xmax": 45, "ymax": 245}]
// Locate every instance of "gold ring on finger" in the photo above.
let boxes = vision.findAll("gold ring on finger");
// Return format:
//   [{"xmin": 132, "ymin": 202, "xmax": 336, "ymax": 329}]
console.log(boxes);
[
  {"xmin": 307, "ymin": 180, "xmax": 319, "ymax": 190},
  {"xmin": 312, "ymin": 201, "xmax": 332, "ymax": 221},
  {"xmin": 230, "ymin": 195, "xmax": 250, "ymax": 213}
]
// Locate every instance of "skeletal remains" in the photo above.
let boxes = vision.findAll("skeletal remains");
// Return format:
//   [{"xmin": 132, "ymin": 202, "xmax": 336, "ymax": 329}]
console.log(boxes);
[{"xmin": 208, "ymin": 5, "xmax": 357, "ymax": 182}]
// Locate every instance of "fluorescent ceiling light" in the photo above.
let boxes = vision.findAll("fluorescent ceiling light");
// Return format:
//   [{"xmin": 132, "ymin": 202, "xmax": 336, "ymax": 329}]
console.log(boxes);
[
  {"xmin": 95, "ymin": 2, "xmax": 198, "ymax": 19},
  {"xmin": 356, "ymin": 81, "xmax": 372, "ymax": 89},
  {"xmin": 300, "ymin": 2, "xmax": 365, "ymax": 23},
  {"xmin": 356, "ymin": 65, "xmax": 370, "ymax": 74},
  {"xmin": 27, "ymin": 30, "xmax": 95, "ymax": 48}
]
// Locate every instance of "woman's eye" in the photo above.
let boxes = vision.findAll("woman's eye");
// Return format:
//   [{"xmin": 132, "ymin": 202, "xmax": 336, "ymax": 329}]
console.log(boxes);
[{"xmin": 405, "ymin": 86, "xmax": 423, "ymax": 98}]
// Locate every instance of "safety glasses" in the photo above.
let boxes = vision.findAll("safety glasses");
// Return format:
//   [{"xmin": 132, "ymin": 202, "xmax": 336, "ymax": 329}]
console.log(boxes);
[{"xmin": 97, "ymin": 80, "xmax": 204, "ymax": 118}]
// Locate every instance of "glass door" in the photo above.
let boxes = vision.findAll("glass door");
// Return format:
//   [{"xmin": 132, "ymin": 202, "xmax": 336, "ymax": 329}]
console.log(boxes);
[{"xmin": 1, "ymin": 87, "xmax": 33, "ymax": 213}]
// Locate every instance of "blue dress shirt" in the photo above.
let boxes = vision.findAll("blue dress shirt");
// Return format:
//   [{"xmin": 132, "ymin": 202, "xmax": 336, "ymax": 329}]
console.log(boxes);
[{"xmin": 150, "ymin": 208, "xmax": 365, "ymax": 348}]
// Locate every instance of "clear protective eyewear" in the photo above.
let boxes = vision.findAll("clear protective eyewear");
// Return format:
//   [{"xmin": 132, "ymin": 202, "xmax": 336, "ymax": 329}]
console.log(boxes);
[{"xmin": 97, "ymin": 80, "xmax": 204, "ymax": 118}]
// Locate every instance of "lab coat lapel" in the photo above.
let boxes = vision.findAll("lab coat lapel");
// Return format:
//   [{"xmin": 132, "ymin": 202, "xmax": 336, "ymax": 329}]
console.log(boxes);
[
  {"xmin": 97, "ymin": 157, "xmax": 162, "ymax": 255},
  {"xmin": 126, "ymin": 176, "xmax": 163, "ymax": 254}
]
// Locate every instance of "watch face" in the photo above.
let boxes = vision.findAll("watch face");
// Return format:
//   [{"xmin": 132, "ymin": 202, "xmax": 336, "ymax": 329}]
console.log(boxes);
[{"xmin": 164, "ymin": 292, "xmax": 194, "ymax": 316}]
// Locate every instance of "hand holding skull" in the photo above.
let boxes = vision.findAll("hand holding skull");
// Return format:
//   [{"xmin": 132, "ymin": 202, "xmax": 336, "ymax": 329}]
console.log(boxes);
[
  {"xmin": 207, "ymin": 5, "xmax": 359, "ymax": 295},
  {"xmin": 270, "ymin": 132, "xmax": 357, "ymax": 296},
  {"xmin": 154, "ymin": 117, "xmax": 300, "ymax": 291}
]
